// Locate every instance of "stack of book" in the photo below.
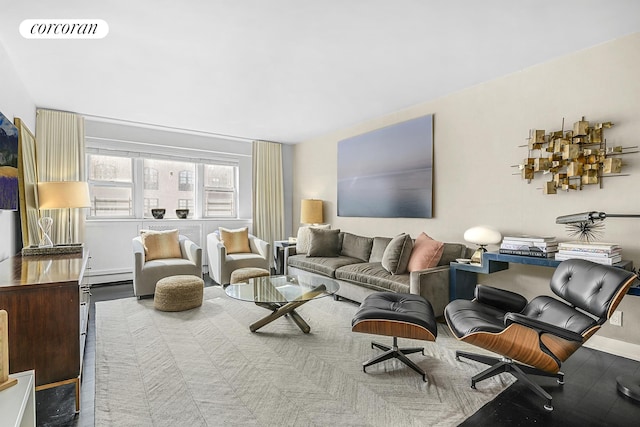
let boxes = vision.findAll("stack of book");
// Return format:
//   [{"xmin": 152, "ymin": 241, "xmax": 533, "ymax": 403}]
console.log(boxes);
[
  {"xmin": 499, "ymin": 235, "xmax": 558, "ymax": 258},
  {"xmin": 555, "ymin": 242, "xmax": 622, "ymax": 265}
]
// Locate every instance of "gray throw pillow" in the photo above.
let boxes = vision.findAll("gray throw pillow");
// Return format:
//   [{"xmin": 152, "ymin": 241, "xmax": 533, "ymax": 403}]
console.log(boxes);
[
  {"xmin": 381, "ymin": 233, "xmax": 414, "ymax": 275},
  {"xmin": 307, "ymin": 228, "xmax": 341, "ymax": 257},
  {"xmin": 340, "ymin": 233, "xmax": 374, "ymax": 261}
]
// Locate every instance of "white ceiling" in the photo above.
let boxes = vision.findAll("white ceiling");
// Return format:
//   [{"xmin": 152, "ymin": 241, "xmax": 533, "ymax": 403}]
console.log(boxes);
[{"xmin": 1, "ymin": 1, "xmax": 639, "ymax": 143}]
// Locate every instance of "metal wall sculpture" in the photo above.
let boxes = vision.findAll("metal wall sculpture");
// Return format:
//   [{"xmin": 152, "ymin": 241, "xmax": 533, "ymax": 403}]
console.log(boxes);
[{"xmin": 517, "ymin": 116, "xmax": 637, "ymax": 194}]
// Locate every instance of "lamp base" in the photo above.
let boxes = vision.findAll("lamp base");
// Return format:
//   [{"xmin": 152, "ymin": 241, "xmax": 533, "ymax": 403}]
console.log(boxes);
[
  {"xmin": 470, "ymin": 247, "xmax": 487, "ymax": 265},
  {"xmin": 617, "ymin": 375, "xmax": 640, "ymax": 402}
]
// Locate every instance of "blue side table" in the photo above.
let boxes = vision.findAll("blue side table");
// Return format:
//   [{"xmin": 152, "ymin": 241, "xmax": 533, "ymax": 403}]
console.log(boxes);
[{"xmin": 449, "ymin": 252, "xmax": 635, "ymax": 301}]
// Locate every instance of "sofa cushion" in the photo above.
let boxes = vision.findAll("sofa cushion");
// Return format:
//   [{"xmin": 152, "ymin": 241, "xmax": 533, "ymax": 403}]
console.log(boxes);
[
  {"xmin": 438, "ymin": 243, "xmax": 469, "ymax": 266},
  {"xmin": 296, "ymin": 224, "xmax": 331, "ymax": 254},
  {"xmin": 369, "ymin": 237, "xmax": 392, "ymax": 263},
  {"xmin": 407, "ymin": 233, "xmax": 444, "ymax": 272},
  {"xmin": 381, "ymin": 233, "xmax": 414, "ymax": 275},
  {"xmin": 219, "ymin": 227, "xmax": 251, "ymax": 254},
  {"xmin": 307, "ymin": 228, "xmax": 341, "ymax": 257},
  {"xmin": 340, "ymin": 233, "xmax": 374, "ymax": 261},
  {"xmin": 335, "ymin": 262, "xmax": 410, "ymax": 293},
  {"xmin": 140, "ymin": 229, "xmax": 181, "ymax": 261},
  {"xmin": 287, "ymin": 254, "xmax": 363, "ymax": 278}
]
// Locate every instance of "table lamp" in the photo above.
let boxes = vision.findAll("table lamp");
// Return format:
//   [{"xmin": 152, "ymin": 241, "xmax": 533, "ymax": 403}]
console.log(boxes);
[
  {"xmin": 464, "ymin": 225, "xmax": 502, "ymax": 264},
  {"xmin": 300, "ymin": 199, "xmax": 323, "ymax": 225},
  {"xmin": 37, "ymin": 181, "xmax": 91, "ymax": 246}
]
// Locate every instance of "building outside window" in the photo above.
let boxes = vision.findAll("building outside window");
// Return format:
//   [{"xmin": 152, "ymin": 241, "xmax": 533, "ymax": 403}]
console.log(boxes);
[
  {"xmin": 178, "ymin": 170, "xmax": 194, "ymax": 191},
  {"xmin": 144, "ymin": 198, "xmax": 159, "ymax": 217},
  {"xmin": 143, "ymin": 167, "xmax": 159, "ymax": 190}
]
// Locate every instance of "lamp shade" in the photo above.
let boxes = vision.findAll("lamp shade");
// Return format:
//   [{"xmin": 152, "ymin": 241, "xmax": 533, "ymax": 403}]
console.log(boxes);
[
  {"xmin": 300, "ymin": 199, "xmax": 323, "ymax": 224},
  {"xmin": 37, "ymin": 181, "xmax": 91, "ymax": 209},
  {"xmin": 463, "ymin": 226, "xmax": 502, "ymax": 246}
]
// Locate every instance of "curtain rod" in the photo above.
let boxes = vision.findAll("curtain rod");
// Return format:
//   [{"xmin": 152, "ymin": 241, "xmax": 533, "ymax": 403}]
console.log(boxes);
[{"xmin": 80, "ymin": 113, "xmax": 258, "ymax": 143}]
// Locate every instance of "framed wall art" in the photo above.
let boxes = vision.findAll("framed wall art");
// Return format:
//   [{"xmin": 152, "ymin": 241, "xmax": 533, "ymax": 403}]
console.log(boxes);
[{"xmin": 337, "ymin": 114, "xmax": 434, "ymax": 218}]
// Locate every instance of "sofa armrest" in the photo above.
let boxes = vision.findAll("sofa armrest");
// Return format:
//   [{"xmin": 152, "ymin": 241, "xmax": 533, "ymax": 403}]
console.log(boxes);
[
  {"xmin": 409, "ymin": 265, "xmax": 450, "ymax": 317},
  {"xmin": 283, "ymin": 245, "xmax": 297, "ymax": 274}
]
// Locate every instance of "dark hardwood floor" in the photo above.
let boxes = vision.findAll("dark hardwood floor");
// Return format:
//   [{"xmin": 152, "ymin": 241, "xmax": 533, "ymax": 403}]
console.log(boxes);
[{"xmin": 36, "ymin": 280, "xmax": 640, "ymax": 426}]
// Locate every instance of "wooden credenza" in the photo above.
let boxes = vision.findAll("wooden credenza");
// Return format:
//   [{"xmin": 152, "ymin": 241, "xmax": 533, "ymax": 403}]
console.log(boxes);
[{"xmin": 0, "ymin": 249, "xmax": 90, "ymax": 412}]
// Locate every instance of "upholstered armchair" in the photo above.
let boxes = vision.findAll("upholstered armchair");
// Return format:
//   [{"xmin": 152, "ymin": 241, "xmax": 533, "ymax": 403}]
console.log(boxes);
[
  {"xmin": 445, "ymin": 259, "xmax": 636, "ymax": 411},
  {"xmin": 207, "ymin": 230, "xmax": 271, "ymax": 285},
  {"xmin": 132, "ymin": 233, "xmax": 203, "ymax": 298}
]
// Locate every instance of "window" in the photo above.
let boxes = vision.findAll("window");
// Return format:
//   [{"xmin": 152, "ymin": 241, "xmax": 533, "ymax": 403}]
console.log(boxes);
[
  {"xmin": 178, "ymin": 199, "xmax": 194, "ymax": 210},
  {"xmin": 88, "ymin": 154, "xmax": 134, "ymax": 217},
  {"xmin": 178, "ymin": 170, "xmax": 194, "ymax": 191},
  {"xmin": 204, "ymin": 164, "xmax": 236, "ymax": 217},
  {"xmin": 143, "ymin": 159, "xmax": 195, "ymax": 218},
  {"xmin": 144, "ymin": 198, "xmax": 159, "ymax": 216},
  {"xmin": 144, "ymin": 167, "xmax": 158, "ymax": 190},
  {"xmin": 87, "ymin": 152, "xmax": 237, "ymax": 219}
]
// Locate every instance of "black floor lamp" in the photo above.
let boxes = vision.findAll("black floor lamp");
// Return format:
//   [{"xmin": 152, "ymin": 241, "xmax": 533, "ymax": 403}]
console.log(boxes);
[{"xmin": 556, "ymin": 211, "xmax": 640, "ymax": 402}]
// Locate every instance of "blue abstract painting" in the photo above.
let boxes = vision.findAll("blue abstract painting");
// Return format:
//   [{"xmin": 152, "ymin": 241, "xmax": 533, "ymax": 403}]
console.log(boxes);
[
  {"xmin": 338, "ymin": 115, "xmax": 433, "ymax": 218},
  {"xmin": 0, "ymin": 111, "xmax": 19, "ymax": 210}
]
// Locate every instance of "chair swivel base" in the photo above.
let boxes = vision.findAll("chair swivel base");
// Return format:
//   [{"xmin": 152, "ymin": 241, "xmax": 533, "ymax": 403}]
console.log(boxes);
[
  {"xmin": 456, "ymin": 350, "xmax": 564, "ymax": 411},
  {"xmin": 363, "ymin": 336, "xmax": 427, "ymax": 382},
  {"xmin": 617, "ymin": 375, "xmax": 640, "ymax": 402}
]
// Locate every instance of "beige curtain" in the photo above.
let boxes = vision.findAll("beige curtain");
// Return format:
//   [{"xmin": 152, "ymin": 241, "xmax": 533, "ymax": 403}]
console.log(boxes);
[
  {"xmin": 252, "ymin": 141, "xmax": 285, "ymax": 254},
  {"xmin": 36, "ymin": 109, "xmax": 86, "ymax": 245}
]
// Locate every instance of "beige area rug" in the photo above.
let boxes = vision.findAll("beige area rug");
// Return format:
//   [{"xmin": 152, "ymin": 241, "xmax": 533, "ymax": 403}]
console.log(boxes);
[{"xmin": 95, "ymin": 286, "xmax": 513, "ymax": 426}]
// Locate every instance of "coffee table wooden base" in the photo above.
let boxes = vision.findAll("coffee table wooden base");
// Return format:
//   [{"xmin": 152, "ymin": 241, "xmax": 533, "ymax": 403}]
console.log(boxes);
[
  {"xmin": 249, "ymin": 284, "xmax": 326, "ymax": 333},
  {"xmin": 251, "ymin": 300, "xmax": 311, "ymax": 333}
]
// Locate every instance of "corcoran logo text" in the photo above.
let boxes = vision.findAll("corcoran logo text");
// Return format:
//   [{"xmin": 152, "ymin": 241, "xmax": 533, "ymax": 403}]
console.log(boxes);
[{"xmin": 20, "ymin": 19, "xmax": 109, "ymax": 39}]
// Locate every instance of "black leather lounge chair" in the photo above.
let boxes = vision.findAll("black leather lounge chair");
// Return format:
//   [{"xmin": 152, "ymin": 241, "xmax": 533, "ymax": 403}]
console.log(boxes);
[{"xmin": 444, "ymin": 258, "xmax": 636, "ymax": 411}]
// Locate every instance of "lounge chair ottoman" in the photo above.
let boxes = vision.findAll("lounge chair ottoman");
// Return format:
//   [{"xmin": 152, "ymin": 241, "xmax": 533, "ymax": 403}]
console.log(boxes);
[{"xmin": 352, "ymin": 292, "xmax": 438, "ymax": 381}]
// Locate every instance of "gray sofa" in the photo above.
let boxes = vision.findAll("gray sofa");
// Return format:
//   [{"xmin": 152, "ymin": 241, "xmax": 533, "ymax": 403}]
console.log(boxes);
[{"xmin": 285, "ymin": 232, "xmax": 470, "ymax": 317}]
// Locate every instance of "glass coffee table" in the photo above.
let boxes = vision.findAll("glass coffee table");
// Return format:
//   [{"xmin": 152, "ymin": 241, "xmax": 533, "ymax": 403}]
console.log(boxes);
[{"xmin": 224, "ymin": 275, "xmax": 340, "ymax": 333}]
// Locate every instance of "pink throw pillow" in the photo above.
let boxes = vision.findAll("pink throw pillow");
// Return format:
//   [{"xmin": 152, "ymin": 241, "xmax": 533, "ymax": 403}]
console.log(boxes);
[{"xmin": 407, "ymin": 232, "xmax": 444, "ymax": 272}]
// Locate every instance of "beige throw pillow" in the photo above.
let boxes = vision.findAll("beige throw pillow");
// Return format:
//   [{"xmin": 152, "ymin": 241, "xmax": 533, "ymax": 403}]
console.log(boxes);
[
  {"xmin": 219, "ymin": 227, "xmax": 251, "ymax": 254},
  {"xmin": 140, "ymin": 229, "xmax": 182, "ymax": 261}
]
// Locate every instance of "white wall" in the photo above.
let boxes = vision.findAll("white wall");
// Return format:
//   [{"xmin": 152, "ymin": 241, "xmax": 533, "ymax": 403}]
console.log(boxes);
[
  {"xmin": 0, "ymin": 41, "xmax": 36, "ymax": 261},
  {"xmin": 293, "ymin": 33, "xmax": 640, "ymax": 353}
]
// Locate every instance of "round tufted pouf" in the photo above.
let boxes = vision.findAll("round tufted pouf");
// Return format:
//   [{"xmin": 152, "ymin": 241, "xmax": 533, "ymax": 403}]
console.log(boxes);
[
  {"xmin": 230, "ymin": 267, "xmax": 270, "ymax": 284},
  {"xmin": 351, "ymin": 292, "xmax": 437, "ymax": 381},
  {"xmin": 154, "ymin": 275, "xmax": 204, "ymax": 312}
]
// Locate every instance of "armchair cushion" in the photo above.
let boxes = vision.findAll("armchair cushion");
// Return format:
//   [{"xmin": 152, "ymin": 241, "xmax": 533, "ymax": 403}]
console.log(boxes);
[
  {"xmin": 140, "ymin": 229, "xmax": 181, "ymax": 261},
  {"xmin": 219, "ymin": 227, "xmax": 251, "ymax": 254}
]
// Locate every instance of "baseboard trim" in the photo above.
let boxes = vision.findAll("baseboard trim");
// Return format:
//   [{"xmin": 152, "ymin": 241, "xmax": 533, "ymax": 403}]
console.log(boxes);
[{"xmin": 584, "ymin": 335, "xmax": 640, "ymax": 362}]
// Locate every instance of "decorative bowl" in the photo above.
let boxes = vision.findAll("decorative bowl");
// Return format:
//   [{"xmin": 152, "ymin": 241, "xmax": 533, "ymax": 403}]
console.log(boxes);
[
  {"xmin": 151, "ymin": 208, "xmax": 166, "ymax": 219},
  {"xmin": 175, "ymin": 209, "xmax": 189, "ymax": 219}
]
